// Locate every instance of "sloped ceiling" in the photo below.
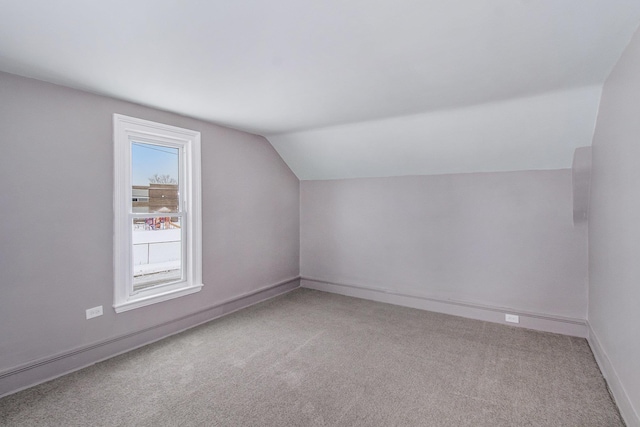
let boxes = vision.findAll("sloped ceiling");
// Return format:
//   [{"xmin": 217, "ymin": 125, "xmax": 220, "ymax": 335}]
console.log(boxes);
[
  {"xmin": 1, "ymin": 1, "xmax": 639, "ymax": 179},
  {"xmin": 270, "ymin": 86, "xmax": 603, "ymax": 180}
]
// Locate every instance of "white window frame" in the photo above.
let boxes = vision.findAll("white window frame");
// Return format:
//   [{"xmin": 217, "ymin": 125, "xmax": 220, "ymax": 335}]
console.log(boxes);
[{"xmin": 113, "ymin": 114, "xmax": 202, "ymax": 313}]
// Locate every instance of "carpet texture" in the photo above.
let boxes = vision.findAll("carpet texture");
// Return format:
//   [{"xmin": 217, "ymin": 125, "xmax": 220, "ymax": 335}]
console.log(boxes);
[{"xmin": 0, "ymin": 288, "xmax": 623, "ymax": 426}]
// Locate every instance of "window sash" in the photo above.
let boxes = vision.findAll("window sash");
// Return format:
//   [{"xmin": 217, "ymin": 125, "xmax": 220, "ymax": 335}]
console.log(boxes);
[
  {"xmin": 129, "ymin": 212, "xmax": 186, "ymax": 219},
  {"xmin": 129, "ymin": 211, "xmax": 187, "ymax": 295}
]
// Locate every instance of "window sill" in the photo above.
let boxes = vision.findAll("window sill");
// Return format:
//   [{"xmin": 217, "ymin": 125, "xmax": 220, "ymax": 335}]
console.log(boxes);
[{"xmin": 114, "ymin": 283, "xmax": 203, "ymax": 313}]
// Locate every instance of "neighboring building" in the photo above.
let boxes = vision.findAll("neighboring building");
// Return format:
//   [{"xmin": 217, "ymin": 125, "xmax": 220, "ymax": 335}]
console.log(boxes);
[
  {"xmin": 132, "ymin": 186, "xmax": 150, "ymax": 213},
  {"xmin": 132, "ymin": 184, "xmax": 178, "ymax": 213}
]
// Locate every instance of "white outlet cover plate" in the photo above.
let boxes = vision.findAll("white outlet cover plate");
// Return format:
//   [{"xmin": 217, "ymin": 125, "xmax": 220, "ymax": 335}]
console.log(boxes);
[
  {"xmin": 505, "ymin": 314, "xmax": 520, "ymax": 324},
  {"xmin": 86, "ymin": 306, "xmax": 103, "ymax": 320}
]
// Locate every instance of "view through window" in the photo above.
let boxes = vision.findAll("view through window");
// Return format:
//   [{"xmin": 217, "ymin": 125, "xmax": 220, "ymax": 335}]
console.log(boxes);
[{"xmin": 131, "ymin": 142, "xmax": 183, "ymax": 291}]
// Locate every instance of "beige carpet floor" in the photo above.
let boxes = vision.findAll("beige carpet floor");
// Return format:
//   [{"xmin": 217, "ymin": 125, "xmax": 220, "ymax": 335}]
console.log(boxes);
[{"xmin": 0, "ymin": 288, "xmax": 623, "ymax": 426}]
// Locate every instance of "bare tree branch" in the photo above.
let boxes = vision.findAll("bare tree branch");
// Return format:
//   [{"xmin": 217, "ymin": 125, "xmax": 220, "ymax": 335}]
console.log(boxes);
[{"xmin": 148, "ymin": 174, "xmax": 177, "ymax": 184}]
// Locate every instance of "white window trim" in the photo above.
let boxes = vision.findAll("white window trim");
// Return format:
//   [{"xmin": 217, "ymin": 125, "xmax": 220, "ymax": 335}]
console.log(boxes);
[{"xmin": 113, "ymin": 114, "xmax": 202, "ymax": 313}]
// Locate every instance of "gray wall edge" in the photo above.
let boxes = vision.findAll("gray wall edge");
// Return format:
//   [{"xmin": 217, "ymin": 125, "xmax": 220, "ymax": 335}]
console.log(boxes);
[
  {"xmin": 0, "ymin": 276, "xmax": 300, "ymax": 398},
  {"xmin": 301, "ymin": 277, "xmax": 587, "ymax": 338},
  {"xmin": 588, "ymin": 322, "xmax": 640, "ymax": 427}
]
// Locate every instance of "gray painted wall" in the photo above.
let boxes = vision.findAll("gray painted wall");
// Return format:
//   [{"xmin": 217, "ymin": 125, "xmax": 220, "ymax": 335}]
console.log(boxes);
[
  {"xmin": 589, "ymin": 24, "xmax": 640, "ymax": 425},
  {"xmin": 301, "ymin": 171, "xmax": 588, "ymax": 320},
  {"xmin": 572, "ymin": 146, "xmax": 592, "ymax": 224},
  {"xmin": 0, "ymin": 72, "xmax": 300, "ymax": 375}
]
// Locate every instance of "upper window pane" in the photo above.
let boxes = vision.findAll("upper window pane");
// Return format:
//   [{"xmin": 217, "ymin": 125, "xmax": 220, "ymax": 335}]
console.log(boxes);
[{"xmin": 131, "ymin": 142, "xmax": 180, "ymax": 213}]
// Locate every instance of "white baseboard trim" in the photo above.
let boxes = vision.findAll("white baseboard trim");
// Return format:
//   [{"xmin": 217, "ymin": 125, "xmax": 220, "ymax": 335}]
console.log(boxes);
[
  {"xmin": 301, "ymin": 277, "xmax": 587, "ymax": 338},
  {"xmin": 0, "ymin": 277, "xmax": 300, "ymax": 398},
  {"xmin": 588, "ymin": 322, "xmax": 639, "ymax": 427}
]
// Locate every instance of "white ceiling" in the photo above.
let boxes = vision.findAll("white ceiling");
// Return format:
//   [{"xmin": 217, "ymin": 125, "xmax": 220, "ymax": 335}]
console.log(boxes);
[{"xmin": 1, "ymin": 1, "xmax": 639, "ymax": 179}]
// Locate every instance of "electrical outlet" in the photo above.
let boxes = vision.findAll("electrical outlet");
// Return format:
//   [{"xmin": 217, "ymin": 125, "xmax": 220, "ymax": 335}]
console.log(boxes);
[
  {"xmin": 505, "ymin": 314, "xmax": 519, "ymax": 324},
  {"xmin": 86, "ymin": 306, "xmax": 103, "ymax": 320}
]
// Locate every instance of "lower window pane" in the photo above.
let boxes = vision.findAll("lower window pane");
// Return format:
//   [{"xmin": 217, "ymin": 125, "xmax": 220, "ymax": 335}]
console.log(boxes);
[{"xmin": 132, "ymin": 217, "xmax": 182, "ymax": 291}]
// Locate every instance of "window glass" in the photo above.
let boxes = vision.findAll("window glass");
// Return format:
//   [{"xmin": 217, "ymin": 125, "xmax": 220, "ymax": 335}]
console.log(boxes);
[
  {"xmin": 131, "ymin": 142, "xmax": 180, "ymax": 213},
  {"xmin": 131, "ymin": 142, "xmax": 183, "ymax": 291}
]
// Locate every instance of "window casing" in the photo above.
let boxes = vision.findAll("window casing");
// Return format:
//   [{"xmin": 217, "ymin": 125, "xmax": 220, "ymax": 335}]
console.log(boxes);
[{"xmin": 113, "ymin": 114, "xmax": 202, "ymax": 313}]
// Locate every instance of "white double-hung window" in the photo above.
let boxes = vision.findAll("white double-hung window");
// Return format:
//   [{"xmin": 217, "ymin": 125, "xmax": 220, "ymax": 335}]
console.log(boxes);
[{"xmin": 113, "ymin": 114, "xmax": 202, "ymax": 313}]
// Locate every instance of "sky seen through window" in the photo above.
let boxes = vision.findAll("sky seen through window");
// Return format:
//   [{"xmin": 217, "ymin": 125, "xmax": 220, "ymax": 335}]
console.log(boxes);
[{"xmin": 131, "ymin": 142, "xmax": 179, "ymax": 186}]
